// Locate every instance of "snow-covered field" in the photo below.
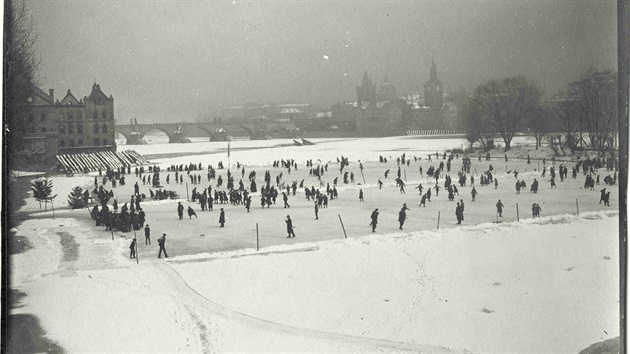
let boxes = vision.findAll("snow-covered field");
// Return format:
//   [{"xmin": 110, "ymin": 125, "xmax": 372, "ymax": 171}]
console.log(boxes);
[{"xmin": 10, "ymin": 136, "xmax": 620, "ymax": 352}]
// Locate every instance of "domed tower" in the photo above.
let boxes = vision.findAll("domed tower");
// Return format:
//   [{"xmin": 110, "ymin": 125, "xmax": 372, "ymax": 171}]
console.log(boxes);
[{"xmin": 423, "ymin": 55, "xmax": 443, "ymax": 110}]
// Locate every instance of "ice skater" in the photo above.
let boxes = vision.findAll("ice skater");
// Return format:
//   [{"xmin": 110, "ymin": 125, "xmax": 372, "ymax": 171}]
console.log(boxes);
[
  {"xmin": 496, "ymin": 199, "xmax": 504, "ymax": 217},
  {"xmin": 219, "ymin": 208, "xmax": 225, "ymax": 227},
  {"xmin": 398, "ymin": 204, "xmax": 410, "ymax": 230},
  {"xmin": 187, "ymin": 206, "xmax": 197, "ymax": 218},
  {"xmin": 144, "ymin": 224, "xmax": 151, "ymax": 245},
  {"xmin": 285, "ymin": 215, "xmax": 296, "ymax": 238},
  {"xmin": 177, "ymin": 202, "xmax": 184, "ymax": 220},
  {"xmin": 129, "ymin": 237, "xmax": 136, "ymax": 259},
  {"xmin": 158, "ymin": 234, "xmax": 168, "ymax": 258},
  {"xmin": 370, "ymin": 208, "xmax": 379, "ymax": 232}
]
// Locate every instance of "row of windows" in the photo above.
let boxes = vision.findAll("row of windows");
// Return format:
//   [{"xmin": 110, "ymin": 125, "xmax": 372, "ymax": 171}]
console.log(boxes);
[
  {"xmin": 59, "ymin": 124, "xmax": 109, "ymax": 134},
  {"xmin": 29, "ymin": 110, "xmax": 111, "ymax": 122},
  {"xmin": 58, "ymin": 111, "xmax": 110, "ymax": 120},
  {"xmin": 59, "ymin": 138, "xmax": 108, "ymax": 148}
]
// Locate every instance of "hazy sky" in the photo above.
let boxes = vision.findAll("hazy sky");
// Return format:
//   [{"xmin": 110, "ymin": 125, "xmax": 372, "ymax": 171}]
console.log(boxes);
[{"xmin": 26, "ymin": 0, "xmax": 617, "ymax": 123}]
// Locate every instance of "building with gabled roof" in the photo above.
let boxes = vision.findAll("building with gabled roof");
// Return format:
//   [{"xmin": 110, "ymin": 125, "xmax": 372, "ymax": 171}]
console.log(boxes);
[{"xmin": 22, "ymin": 82, "xmax": 116, "ymax": 165}]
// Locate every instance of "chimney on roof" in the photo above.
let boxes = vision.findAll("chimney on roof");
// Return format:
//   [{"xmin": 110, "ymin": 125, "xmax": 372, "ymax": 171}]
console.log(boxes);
[{"xmin": 49, "ymin": 89, "xmax": 54, "ymax": 102}]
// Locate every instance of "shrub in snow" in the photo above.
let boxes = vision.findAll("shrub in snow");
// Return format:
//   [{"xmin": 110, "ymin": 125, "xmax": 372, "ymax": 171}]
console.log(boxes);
[{"xmin": 68, "ymin": 186, "xmax": 86, "ymax": 209}]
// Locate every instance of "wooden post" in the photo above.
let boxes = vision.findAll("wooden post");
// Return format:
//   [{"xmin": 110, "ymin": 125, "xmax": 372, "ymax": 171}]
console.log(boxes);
[
  {"xmin": 256, "ymin": 223, "xmax": 259, "ymax": 251},
  {"xmin": 51, "ymin": 200, "xmax": 55, "ymax": 219},
  {"xmin": 474, "ymin": 167, "xmax": 478, "ymax": 177},
  {"xmin": 516, "ymin": 203, "xmax": 519, "ymax": 222},
  {"xmin": 436, "ymin": 211, "xmax": 441, "ymax": 230},
  {"xmin": 537, "ymin": 161, "xmax": 540, "ymax": 171},
  {"xmin": 576, "ymin": 198, "xmax": 579, "ymax": 216},
  {"xmin": 497, "ymin": 212, "xmax": 499, "ymax": 223},
  {"xmin": 186, "ymin": 183, "xmax": 189, "ymax": 201},
  {"xmin": 135, "ymin": 231, "xmax": 139, "ymax": 264},
  {"xmin": 110, "ymin": 215, "xmax": 114, "ymax": 241},
  {"xmin": 404, "ymin": 169, "xmax": 407, "ymax": 183},
  {"xmin": 338, "ymin": 215, "xmax": 348, "ymax": 238},
  {"xmin": 360, "ymin": 169, "xmax": 366, "ymax": 184}
]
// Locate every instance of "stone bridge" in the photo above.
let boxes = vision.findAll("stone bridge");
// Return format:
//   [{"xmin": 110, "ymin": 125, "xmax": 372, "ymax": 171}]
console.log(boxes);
[{"xmin": 115, "ymin": 120, "xmax": 297, "ymax": 144}]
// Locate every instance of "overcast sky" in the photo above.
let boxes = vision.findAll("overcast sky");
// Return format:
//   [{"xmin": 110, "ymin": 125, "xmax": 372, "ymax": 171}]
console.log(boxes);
[{"xmin": 26, "ymin": 0, "xmax": 617, "ymax": 123}]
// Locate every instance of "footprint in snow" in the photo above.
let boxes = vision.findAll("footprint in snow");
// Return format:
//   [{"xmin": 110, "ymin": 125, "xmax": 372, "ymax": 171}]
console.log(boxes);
[
  {"xmin": 566, "ymin": 267, "xmax": 575, "ymax": 271},
  {"xmin": 481, "ymin": 308, "xmax": 494, "ymax": 314}
]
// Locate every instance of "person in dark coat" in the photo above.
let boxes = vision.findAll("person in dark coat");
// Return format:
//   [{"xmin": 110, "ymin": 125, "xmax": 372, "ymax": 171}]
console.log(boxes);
[
  {"xmin": 359, "ymin": 189, "xmax": 364, "ymax": 201},
  {"xmin": 177, "ymin": 202, "xmax": 184, "ymax": 220},
  {"xmin": 129, "ymin": 237, "xmax": 137, "ymax": 259},
  {"xmin": 496, "ymin": 199, "xmax": 504, "ymax": 217},
  {"xmin": 158, "ymin": 234, "xmax": 168, "ymax": 258},
  {"xmin": 219, "ymin": 208, "xmax": 225, "ymax": 227},
  {"xmin": 370, "ymin": 208, "xmax": 379, "ymax": 232},
  {"xmin": 286, "ymin": 215, "xmax": 296, "ymax": 238},
  {"xmin": 455, "ymin": 202, "xmax": 463, "ymax": 224},
  {"xmin": 398, "ymin": 204, "xmax": 410, "ymax": 230},
  {"xmin": 144, "ymin": 224, "xmax": 151, "ymax": 245},
  {"xmin": 283, "ymin": 192, "xmax": 290, "ymax": 208},
  {"xmin": 187, "ymin": 206, "xmax": 197, "ymax": 219},
  {"xmin": 314, "ymin": 201, "xmax": 319, "ymax": 220},
  {"xmin": 471, "ymin": 187, "xmax": 478, "ymax": 201}
]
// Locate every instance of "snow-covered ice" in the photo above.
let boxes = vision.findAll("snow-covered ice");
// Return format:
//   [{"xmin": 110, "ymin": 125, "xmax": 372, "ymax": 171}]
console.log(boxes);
[{"xmin": 9, "ymin": 136, "xmax": 620, "ymax": 352}]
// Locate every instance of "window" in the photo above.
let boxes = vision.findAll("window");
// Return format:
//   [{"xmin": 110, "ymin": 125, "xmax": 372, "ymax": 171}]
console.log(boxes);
[
  {"xmin": 59, "ymin": 124, "xmax": 65, "ymax": 134},
  {"xmin": 93, "ymin": 138, "xmax": 100, "ymax": 146},
  {"xmin": 60, "ymin": 140, "xmax": 65, "ymax": 147},
  {"xmin": 102, "ymin": 124, "xmax": 108, "ymax": 133},
  {"xmin": 78, "ymin": 139, "xmax": 83, "ymax": 146},
  {"xmin": 68, "ymin": 112, "xmax": 73, "ymax": 120},
  {"xmin": 102, "ymin": 138, "xmax": 107, "ymax": 145},
  {"xmin": 60, "ymin": 113, "xmax": 64, "ymax": 120},
  {"xmin": 92, "ymin": 112, "xmax": 97, "ymax": 120},
  {"xmin": 40, "ymin": 114, "xmax": 46, "ymax": 122},
  {"xmin": 77, "ymin": 123, "xmax": 83, "ymax": 134},
  {"xmin": 78, "ymin": 112, "xmax": 82, "ymax": 120},
  {"xmin": 93, "ymin": 124, "xmax": 99, "ymax": 134},
  {"xmin": 68, "ymin": 124, "xmax": 74, "ymax": 134},
  {"xmin": 41, "ymin": 127, "xmax": 46, "ymax": 133},
  {"xmin": 102, "ymin": 111, "xmax": 107, "ymax": 120},
  {"xmin": 69, "ymin": 139, "xmax": 75, "ymax": 147}
]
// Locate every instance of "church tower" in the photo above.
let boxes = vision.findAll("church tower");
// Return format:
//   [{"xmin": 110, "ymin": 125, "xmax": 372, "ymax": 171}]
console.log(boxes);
[
  {"xmin": 378, "ymin": 75, "xmax": 398, "ymax": 102},
  {"xmin": 356, "ymin": 69, "xmax": 376, "ymax": 108},
  {"xmin": 423, "ymin": 55, "xmax": 443, "ymax": 110}
]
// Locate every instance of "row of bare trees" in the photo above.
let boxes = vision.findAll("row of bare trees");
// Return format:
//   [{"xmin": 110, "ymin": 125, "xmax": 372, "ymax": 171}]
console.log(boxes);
[
  {"xmin": 463, "ymin": 70, "xmax": 618, "ymax": 153},
  {"xmin": 4, "ymin": 1, "xmax": 41, "ymax": 163}
]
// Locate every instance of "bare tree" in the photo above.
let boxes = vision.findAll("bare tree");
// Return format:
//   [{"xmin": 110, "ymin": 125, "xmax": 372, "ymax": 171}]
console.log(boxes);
[
  {"xmin": 462, "ymin": 97, "xmax": 494, "ymax": 150},
  {"xmin": 548, "ymin": 91, "xmax": 579, "ymax": 154},
  {"xmin": 4, "ymin": 1, "xmax": 41, "ymax": 157},
  {"xmin": 529, "ymin": 105, "xmax": 551, "ymax": 150},
  {"xmin": 470, "ymin": 76, "xmax": 543, "ymax": 151},
  {"xmin": 566, "ymin": 69, "xmax": 618, "ymax": 150}
]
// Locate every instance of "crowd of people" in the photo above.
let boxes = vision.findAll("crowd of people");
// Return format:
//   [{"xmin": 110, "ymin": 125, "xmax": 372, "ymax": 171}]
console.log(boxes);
[{"xmin": 79, "ymin": 148, "xmax": 618, "ymax": 260}]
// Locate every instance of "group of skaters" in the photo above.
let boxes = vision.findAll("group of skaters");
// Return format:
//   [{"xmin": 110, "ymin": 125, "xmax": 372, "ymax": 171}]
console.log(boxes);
[
  {"xmin": 81, "ymin": 150, "xmax": 619, "ymax": 260},
  {"xmin": 129, "ymin": 226, "xmax": 169, "ymax": 259}
]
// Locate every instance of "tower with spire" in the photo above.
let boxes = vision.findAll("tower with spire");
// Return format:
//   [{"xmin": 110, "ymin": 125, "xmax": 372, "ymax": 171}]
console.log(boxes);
[
  {"xmin": 356, "ymin": 69, "xmax": 377, "ymax": 108},
  {"xmin": 378, "ymin": 75, "xmax": 398, "ymax": 102},
  {"xmin": 423, "ymin": 55, "xmax": 443, "ymax": 110}
]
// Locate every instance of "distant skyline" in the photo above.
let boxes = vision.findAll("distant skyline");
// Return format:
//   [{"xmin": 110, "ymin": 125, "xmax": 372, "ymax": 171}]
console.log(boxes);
[{"xmin": 26, "ymin": 0, "xmax": 617, "ymax": 123}]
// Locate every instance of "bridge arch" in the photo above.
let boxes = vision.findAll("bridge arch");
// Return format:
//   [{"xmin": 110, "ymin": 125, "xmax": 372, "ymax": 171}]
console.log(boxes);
[
  {"xmin": 141, "ymin": 127, "xmax": 176, "ymax": 144},
  {"xmin": 115, "ymin": 130, "xmax": 132, "ymax": 144}
]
